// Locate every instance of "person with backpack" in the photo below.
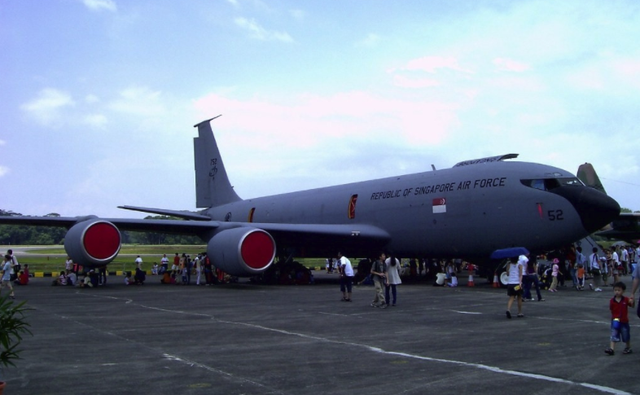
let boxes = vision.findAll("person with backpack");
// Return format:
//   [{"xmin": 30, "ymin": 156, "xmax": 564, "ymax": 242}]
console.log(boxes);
[{"xmin": 370, "ymin": 252, "xmax": 387, "ymax": 309}]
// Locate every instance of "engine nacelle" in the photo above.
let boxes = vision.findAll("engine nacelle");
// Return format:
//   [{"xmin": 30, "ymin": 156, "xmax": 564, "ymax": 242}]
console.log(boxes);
[
  {"xmin": 64, "ymin": 220, "xmax": 122, "ymax": 267},
  {"xmin": 207, "ymin": 227, "xmax": 276, "ymax": 276}
]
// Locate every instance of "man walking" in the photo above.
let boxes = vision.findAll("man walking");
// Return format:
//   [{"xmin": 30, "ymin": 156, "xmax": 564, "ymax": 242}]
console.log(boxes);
[{"xmin": 370, "ymin": 252, "xmax": 387, "ymax": 308}]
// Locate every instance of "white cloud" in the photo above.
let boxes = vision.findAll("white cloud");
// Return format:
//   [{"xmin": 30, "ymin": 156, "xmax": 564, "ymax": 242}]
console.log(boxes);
[
  {"xmin": 289, "ymin": 9, "xmax": 305, "ymax": 20},
  {"xmin": 194, "ymin": 91, "xmax": 459, "ymax": 150},
  {"xmin": 234, "ymin": 17, "xmax": 293, "ymax": 43},
  {"xmin": 402, "ymin": 56, "xmax": 473, "ymax": 74},
  {"xmin": 85, "ymin": 94, "xmax": 100, "ymax": 104},
  {"xmin": 21, "ymin": 88, "xmax": 75, "ymax": 127},
  {"xmin": 0, "ymin": 166, "xmax": 8, "ymax": 177},
  {"xmin": 393, "ymin": 75, "xmax": 440, "ymax": 89},
  {"xmin": 109, "ymin": 87, "xmax": 165, "ymax": 116},
  {"xmin": 82, "ymin": 0, "xmax": 117, "ymax": 12},
  {"xmin": 493, "ymin": 58, "xmax": 531, "ymax": 72},
  {"xmin": 226, "ymin": 0, "xmax": 239, "ymax": 7},
  {"xmin": 356, "ymin": 33, "xmax": 381, "ymax": 48},
  {"xmin": 83, "ymin": 114, "xmax": 108, "ymax": 128}
]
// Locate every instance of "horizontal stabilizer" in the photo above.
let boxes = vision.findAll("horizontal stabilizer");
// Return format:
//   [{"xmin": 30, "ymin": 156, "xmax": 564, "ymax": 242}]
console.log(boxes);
[{"xmin": 118, "ymin": 205, "xmax": 212, "ymax": 221}]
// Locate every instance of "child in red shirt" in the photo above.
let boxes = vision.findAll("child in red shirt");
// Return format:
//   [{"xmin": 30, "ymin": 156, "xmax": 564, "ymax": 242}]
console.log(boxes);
[{"xmin": 605, "ymin": 281, "xmax": 634, "ymax": 355}]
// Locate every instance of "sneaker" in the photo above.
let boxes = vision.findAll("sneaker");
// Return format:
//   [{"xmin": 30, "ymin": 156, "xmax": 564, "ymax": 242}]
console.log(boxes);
[
  {"xmin": 589, "ymin": 284, "xmax": 594, "ymax": 290},
  {"xmin": 517, "ymin": 313, "xmax": 524, "ymax": 318},
  {"xmin": 595, "ymin": 288, "xmax": 603, "ymax": 292},
  {"xmin": 605, "ymin": 348, "xmax": 615, "ymax": 355},
  {"xmin": 370, "ymin": 303, "xmax": 376, "ymax": 307},
  {"xmin": 378, "ymin": 304, "xmax": 387, "ymax": 309},
  {"xmin": 506, "ymin": 311, "xmax": 512, "ymax": 319},
  {"xmin": 623, "ymin": 348, "xmax": 632, "ymax": 355}
]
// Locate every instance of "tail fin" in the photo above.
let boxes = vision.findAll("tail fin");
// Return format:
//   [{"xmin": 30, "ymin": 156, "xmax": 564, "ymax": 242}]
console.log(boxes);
[
  {"xmin": 194, "ymin": 116, "xmax": 242, "ymax": 208},
  {"xmin": 576, "ymin": 163, "xmax": 606, "ymax": 194}
]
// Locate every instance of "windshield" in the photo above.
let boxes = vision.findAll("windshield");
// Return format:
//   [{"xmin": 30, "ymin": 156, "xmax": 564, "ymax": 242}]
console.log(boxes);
[{"xmin": 520, "ymin": 177, "xmax": 583, "ymax": 191}]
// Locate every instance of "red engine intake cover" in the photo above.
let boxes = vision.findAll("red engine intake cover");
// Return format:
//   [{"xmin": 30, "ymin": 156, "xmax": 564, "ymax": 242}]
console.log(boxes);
[
  {"xmin": 207, "ymin": 227, "xmax": 275, "ymax": 276},
  {"xmin": 64, "ymin": 220, "xmax": 122, "ymax": 266}
]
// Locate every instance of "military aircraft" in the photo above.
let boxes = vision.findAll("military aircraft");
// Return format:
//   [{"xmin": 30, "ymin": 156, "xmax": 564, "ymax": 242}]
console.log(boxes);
[{"xmin": 0, "ymin": 117, "xmax": 621, "ymax": 276}]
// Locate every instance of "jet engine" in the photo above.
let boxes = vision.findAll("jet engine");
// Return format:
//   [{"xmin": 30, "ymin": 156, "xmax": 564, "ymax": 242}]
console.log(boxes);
[
  {"xmin": 207, "ymin": 227, "xmax": 276, "ymax": 276},
  {"xmin": 64, "ymin": 219, "xmax": 122, "ymax": 267}
]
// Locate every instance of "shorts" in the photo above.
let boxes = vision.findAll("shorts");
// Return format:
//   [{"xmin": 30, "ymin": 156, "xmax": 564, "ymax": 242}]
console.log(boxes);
[
  {"xmin": 611, "ymin": 321, "xmax": 630, "ymax": 343},
  {"xmin": 507, "ymin": 284, "xmax": 523, "ymax": 297},
  {"xmin": 340, "ymin": 275, "xmax": 354, "ymax": 293}
]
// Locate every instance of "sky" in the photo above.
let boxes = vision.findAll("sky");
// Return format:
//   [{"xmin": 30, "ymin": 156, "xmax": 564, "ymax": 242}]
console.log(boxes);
[{"xmin": 1, "ymin": 0, "xmax": 640, "ymax": 219}]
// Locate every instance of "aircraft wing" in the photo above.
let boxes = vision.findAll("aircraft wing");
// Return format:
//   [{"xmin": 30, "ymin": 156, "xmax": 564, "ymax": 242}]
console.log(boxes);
[
  {"xmin": 0, "ymin": 215, "xmax": 221, "ymax": 235},
  {"xmin": 0, "ymin": 214, "xmax": 389, "ymax": 252},
  {"xmin": 595, "ymin": 212, "xmax": 640, "ymax": 243}
]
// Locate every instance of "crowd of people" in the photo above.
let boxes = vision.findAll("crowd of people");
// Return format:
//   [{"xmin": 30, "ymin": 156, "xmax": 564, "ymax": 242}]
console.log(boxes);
[{"xmin": 500, "ymin": 244, "xmax": 640, "ymax": 356}]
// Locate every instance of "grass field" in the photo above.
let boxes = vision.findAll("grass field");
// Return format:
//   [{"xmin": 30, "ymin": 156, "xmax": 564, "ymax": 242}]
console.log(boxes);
[{"xmin": 5, "ymin": 245, "xmax": 328, "ymax": 273}]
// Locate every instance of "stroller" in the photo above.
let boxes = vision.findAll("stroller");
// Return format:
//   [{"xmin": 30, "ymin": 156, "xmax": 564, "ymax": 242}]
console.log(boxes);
[{"xmin": 538, "ymin": 263, "xmax": 552, "ymax": 290}]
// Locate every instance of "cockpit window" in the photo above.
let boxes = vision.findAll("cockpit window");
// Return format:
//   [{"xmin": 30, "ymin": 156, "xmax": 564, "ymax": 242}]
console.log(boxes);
[
  {"xmin": 558, "ymin": 177, "xmax": 583, "ymax": 186},
  {"xmin": 520, "ymin": 177, "xmax": 583, "ymax": 191}
]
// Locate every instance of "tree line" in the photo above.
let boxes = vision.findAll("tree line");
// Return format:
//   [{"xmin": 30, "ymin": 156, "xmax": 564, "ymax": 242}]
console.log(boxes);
[{"xmin": 0, "ymin": 210, "xmax": 201, "ymax": 245}]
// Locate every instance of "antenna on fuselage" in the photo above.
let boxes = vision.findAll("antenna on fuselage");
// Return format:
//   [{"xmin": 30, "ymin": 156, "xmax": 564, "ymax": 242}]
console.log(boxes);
[{"xmin": 431, "ymin": 164, "xmax": 436, "ymax": 171}]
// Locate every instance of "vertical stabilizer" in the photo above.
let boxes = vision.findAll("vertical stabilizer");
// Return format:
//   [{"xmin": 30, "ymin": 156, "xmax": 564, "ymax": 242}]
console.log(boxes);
[
  {"xmin": 194, "ymin": 116, "xmax": 242, "ymax": 208},
  {"xmin": 577, "ymin": 163, "xmax": 606, "ymax": 194}
]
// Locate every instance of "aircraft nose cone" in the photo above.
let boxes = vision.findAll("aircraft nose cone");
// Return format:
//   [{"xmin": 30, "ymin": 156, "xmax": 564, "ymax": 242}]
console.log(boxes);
[{"xmin": 552, "ymin": 186, "xmax": 620, "ymax": 233}]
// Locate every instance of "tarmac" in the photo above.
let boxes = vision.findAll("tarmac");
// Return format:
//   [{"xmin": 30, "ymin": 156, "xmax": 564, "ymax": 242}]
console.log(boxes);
[{"xmin": 3, "ymin": 271, "xmax": 639, "ymax": 395}]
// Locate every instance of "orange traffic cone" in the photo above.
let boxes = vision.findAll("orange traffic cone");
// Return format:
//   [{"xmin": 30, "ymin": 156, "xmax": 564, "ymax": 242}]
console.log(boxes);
[
  {"xmin": 492, "ymin": 273, "xmax": 500, "ymax": 288},
  {"xmin": 467, "ymin": 274, "xmax": 475, "ymax": 287}
]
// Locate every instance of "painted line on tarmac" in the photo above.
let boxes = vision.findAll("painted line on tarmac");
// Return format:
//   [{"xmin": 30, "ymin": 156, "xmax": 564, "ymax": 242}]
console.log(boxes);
[
  {"xmin": 451, "ymin": 310, "xmax": 482, "ymax": 315},
  {"xmin": 82, "ymin": 293, "xmax": 631, "ymax": 395},
  {"xmin": 217, "ymin": 317, "xmax": 631, "ymax": 395}
]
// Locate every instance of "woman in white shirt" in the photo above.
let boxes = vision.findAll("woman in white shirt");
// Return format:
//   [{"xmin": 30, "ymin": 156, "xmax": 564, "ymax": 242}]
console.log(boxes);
[{"xmin": 505, "ymin": 256, "xmax": 523, "ymax": 319}]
